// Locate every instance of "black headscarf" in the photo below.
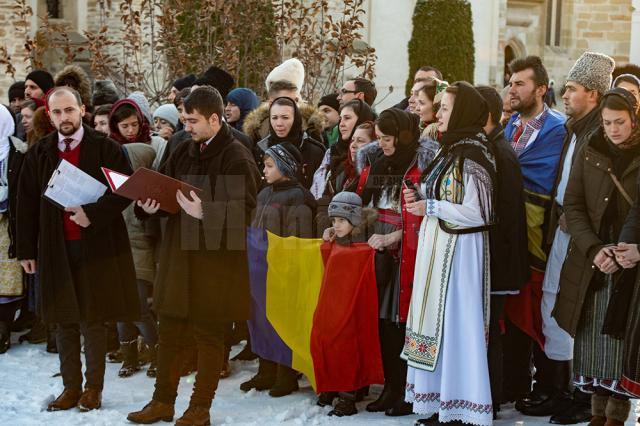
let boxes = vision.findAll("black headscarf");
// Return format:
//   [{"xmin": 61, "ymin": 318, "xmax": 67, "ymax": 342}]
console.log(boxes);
[
  {"xmin": 362, "ymin": 108, "xmax": 421, "ymax": 207},
  {"xmin": 329, "ymin": 99, "xmax": 375, "ymax": 176},
  {"xmin": 440, "ymin": 81, "xmax": 489, "ymax": 147},
  {"xmin": 268, "ymin": 97, "xmax": 304, "ymax": 146},
  {"xmin": 420, "ymin": 81, "xmax": 496, "ymax": 231}
]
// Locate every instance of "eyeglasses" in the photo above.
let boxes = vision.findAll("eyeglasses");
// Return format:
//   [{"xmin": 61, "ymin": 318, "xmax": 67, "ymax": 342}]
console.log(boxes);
[{"xmin": 339, "ymin": 88, "xmax": 359, "ymax": 95}]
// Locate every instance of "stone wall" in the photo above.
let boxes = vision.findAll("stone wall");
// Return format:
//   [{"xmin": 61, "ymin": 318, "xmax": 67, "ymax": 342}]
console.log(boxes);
[{"xmin": 0, "ymin": 0, "xmax": 34, "ymax": 104}]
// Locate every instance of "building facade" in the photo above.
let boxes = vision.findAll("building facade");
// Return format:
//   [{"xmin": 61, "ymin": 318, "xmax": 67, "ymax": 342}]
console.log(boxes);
[{"xmin": 1, "ymin": 0, "xmax": 639, "ymax": 109}]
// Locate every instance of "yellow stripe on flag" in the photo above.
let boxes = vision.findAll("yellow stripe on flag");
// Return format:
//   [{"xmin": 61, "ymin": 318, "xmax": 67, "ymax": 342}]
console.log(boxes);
[{"xmin": 265, "ymin": 232, "xmax": 325, "ymax": 389}]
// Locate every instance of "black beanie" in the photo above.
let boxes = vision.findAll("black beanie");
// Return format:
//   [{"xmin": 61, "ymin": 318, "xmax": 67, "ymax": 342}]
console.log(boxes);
[
  {"xmin": 194, "ymin": 66, "xmax": 235, "ymax": 100},
  {"xmin": 92, "ymin": 80, "xmax": 120, "ymax": 107},
  {"xmin": 173, "ymin": 74, "xmax": 196, "ymax": 91},
  {"xmin": 25, "ymin": 69, "xmax": 54, "ymax": 94},
  {"xmin": 8, "ymin": 81, "xmax": 25, "ymax": 102},
  {"xmin": 318, "ymin": 93, "xmax": 340, "ymax": 113}
]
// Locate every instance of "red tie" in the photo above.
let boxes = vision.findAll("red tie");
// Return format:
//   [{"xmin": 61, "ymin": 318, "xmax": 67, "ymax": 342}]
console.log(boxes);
[
  {"xmin": 200, "ymin": 142, "xmax": 207, "ymax": 153},
  {"xmin": 63, "ymin": 138, "xmax": 74, "ymax": 153}
]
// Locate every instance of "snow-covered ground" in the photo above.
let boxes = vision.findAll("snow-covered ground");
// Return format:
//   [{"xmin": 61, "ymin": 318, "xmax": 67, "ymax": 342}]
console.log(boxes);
[{"xmin": 0, "ymin": 339, "xmax": 638, "ymax": 425}]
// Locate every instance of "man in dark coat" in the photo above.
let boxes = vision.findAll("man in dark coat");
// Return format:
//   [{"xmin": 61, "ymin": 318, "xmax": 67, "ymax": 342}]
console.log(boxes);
[
  {"xmin": 543, "ymin": 53, "xmax": 613, "ymax": 425},
  {"xmin": 127, "ymin": 86, "xmax": 260, "ymax": 426},
  {"xmin": 16, "ymin": 86, "xmax": 138, "ymax": 412},
  {"xmin": 476, "ymin": 85, "xmax": 529, "ymax": 418}
]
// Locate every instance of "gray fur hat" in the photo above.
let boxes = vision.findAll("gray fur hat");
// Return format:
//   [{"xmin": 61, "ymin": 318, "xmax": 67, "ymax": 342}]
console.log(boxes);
[
  {"xmin": 328, "ymin": 191, "xmax": 363, "ymax": 226},
  {"xmin": 566, "ymin": 51, "xmax": 615, "ymax": 95}
]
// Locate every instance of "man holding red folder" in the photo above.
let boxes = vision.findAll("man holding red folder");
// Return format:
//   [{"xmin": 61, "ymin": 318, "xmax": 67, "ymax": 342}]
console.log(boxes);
[
  {"xmin": 128, "ymin": 86, "xmax": 259, "ymax": 426},
  {"xmin": 16, "ymin": 86, "xmax": 139, "ymax": 412}
]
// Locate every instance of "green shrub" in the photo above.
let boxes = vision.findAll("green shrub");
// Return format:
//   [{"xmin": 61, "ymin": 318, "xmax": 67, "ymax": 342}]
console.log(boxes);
[{"xmin": 405, "ymin": 0, "xmax": 475, "ymax": 94}]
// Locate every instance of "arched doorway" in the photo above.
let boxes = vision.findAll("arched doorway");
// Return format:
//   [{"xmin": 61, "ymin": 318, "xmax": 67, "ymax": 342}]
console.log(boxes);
[
  {"xmin": 504, "ymin": 45, "xmax": 515, "ymax": 87},
  {"xmin": 503, "ymin": 38, "xmax": 527, "ymax": 87}
]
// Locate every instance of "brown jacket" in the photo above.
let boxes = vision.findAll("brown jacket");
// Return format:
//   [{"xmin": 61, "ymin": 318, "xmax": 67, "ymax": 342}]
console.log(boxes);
[{"xmin": 553, "ymin": 128, "xmax": 640, "ymax": 336}]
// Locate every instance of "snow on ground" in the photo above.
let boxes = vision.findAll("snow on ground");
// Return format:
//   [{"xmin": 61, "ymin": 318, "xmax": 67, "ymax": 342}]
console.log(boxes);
[{"xmin": 0, "ymin": 339, "xmax": 638, "ymax": 426}]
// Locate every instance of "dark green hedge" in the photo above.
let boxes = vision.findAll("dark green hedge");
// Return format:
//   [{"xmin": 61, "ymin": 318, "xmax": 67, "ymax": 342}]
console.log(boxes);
[{"xmin": 405, "ymin": 0, "xmax": 475, "ymax": 93}]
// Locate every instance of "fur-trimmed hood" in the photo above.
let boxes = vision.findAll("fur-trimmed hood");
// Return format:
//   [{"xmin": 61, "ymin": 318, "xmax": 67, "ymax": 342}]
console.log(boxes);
[
  {"xmin": 54, "ymin": 65, "xmax": 92, "ymax": 107},
  {"xmin": 355, "ymin": 141, "xmax": 381, "ymax": 174},
  {"xmin": 416, "ymin": 135, "xmax": 440, "ymax": 171},
  {"xmin": 242, "ymin": 101, "xmax": 326, "ymax": 143}
]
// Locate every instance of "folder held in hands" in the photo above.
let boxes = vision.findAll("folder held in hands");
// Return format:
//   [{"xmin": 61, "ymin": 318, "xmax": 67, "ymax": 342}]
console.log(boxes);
[{"xmin": 102, "ymin": 167, "xmax": 202, "ymax": 214}]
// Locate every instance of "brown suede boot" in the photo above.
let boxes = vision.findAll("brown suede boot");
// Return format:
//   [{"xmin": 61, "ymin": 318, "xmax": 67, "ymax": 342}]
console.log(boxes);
[
  {"xmin": 588, "ymin": 393, "xmax": 608, "ymax": 426},
  {"xmin": 604, "ymin": 396, "xmax": 631, "ymax": 426},
  {"xmin": 77, "ymin": 388, "xmax": 102, "ymax": 412},
  {"xmin": 175, "ymin": 404, "xmax": 210, "ymax": 426},
  {"xmin": 127, "ymin": 400, "xmax": 175, "ymax": 424},
  {"xmin": 47, "ymin": 388, "xmax": 81, "ymax": 411}
]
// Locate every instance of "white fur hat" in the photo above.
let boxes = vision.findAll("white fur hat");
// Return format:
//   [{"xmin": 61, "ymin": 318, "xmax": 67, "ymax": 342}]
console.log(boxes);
[{"xmin": 265, "ymin": 58, "xmax": 305, "ymax": 93}]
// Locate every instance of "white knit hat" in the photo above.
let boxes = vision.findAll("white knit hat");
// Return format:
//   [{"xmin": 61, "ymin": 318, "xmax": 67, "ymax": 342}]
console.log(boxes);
[
  {"xmin": 566, "ymin": 52, "xmax": 615, "ymax": 95},
  {"xmin": 265, "ymin": 58, "xmax": 305, "ymax": 92}
]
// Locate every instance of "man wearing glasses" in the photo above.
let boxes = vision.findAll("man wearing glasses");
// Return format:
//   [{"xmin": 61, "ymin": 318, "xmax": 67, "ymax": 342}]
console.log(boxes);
[{"xmin": 337, "ymin": 77, "xmax": 377, "ymax": 107}]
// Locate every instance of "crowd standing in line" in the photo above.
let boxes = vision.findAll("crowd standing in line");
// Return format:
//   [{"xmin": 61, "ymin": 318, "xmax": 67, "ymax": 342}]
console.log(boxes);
[{"xmin": 1, "ymin": 52, "xmax": 640, "ymax": 426}]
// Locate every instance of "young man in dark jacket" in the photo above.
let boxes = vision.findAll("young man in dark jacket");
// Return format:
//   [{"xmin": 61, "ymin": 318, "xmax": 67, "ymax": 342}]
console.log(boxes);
[{"xmin": 127, "ymin": 86, "xmax": 260, "ymax": 426}]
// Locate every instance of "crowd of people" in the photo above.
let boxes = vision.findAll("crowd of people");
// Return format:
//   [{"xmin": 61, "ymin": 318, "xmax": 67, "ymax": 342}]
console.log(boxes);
[{"xmin": 1, "ymin": 50, "xmax": 640, "ymax": 426}]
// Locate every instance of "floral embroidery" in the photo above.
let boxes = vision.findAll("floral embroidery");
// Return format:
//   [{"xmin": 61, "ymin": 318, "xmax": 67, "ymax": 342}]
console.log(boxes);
[{"xmin": 406, "ymin": 385, "xmax": 493, "ymax": 415}]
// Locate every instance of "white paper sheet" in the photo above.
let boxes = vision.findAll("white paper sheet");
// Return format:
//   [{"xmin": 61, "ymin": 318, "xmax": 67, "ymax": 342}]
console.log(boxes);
[{"xmin": 43, "ymin": 159, "xmax": 107, "ymax": 208}]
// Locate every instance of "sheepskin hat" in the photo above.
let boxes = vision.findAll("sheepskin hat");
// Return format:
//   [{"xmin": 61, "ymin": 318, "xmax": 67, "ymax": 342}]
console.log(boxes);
[
  {"xmin": 265, "ymin": 58, "xmax": 305, "ymax": 93},
  {"xmin": 566, "ymin": 51, "xmax": 615, "ymax": 95}
]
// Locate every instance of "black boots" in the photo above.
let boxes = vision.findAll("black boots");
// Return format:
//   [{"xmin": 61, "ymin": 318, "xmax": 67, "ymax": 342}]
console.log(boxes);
[
  {"xmin": 240, "ymin": 358, "xmax": 277, "ymax": 392},
  {"xmin": 18, "ymin": 318, "xmax": 46, "ymax": 344},
  {"xmin": 317, "ymin": 392, "xmax": 337, "ymax": 407},
  {"xmin": 0, "ymin": 321, "xmax": 10, "ymax": 354},
  {"xmin": 118, "ymin": 340, "xmax": 141, "ymax": 377},
  {"xmin": 518, "ymin": 360, "xmax": 572, "ymax": 417},
  {"xmin": 549, "ymin": 388, "xmax": 591, "ymax": 424},
  {"xmin": 269, "ymin": 365, "xmax": 299, "ymax": 397},
  {"xmin": 366, "ymin": 385, "xmax": 397, "ymax": 412},
  {"xmin": 328, "ymin": 396, "xmax": 358, "ymax": 417}
]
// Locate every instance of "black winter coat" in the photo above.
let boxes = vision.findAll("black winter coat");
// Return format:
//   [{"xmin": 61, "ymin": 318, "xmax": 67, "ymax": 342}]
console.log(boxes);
[
  {"xmin": 7, "ymin": 136, "xmax": 27, "ymax": 258},
  {"xmin": 252, "ymin": 180, "xmax": 317, "ymax": 238},
  {"xmin": 141, "ymin": 123, "xmax": 260, "ymax": 323},
  {"xmin": 160, "ymin": 128, "xmax": 253, "ymax": 170},
  {"xmin": 487, "ymin": 127, "xmax": 530, "ymax": 292},
  {"xmin": 16, "ymin": 125, "xmax": 139, "ymax": 323}
]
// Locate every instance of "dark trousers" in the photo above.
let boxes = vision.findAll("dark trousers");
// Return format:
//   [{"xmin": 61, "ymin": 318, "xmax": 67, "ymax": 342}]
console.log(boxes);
[
  {"xmin": 56, "ymin": 240, "xmax": 107, "ymax": 391},
  {"xmin": 57, "ymin": 321, "xmax": 107, "ymax": 390},
  {"xmin": 502, "ymin": 317, "xmax": 566, "ymax": 400},
  {"xmin": 488, "ymin": 295, "xmax": 505, "ymax": 407},
  {"xmin": 117, "ymin": 279, "xmax": 158, "ymax": 345},
  {"xmin": 379, "ymin": 319, "xmax": 407, "ymax": 396},
  {"xmin": 153, "ymin": 315, "xmax": 226, "ymax": 408}
]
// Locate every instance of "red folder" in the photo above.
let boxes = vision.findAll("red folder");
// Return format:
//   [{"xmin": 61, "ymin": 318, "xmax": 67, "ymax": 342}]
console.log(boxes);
[{"xmin": 102, "ymin": 167, "xmax": 202, "ymax": 214}]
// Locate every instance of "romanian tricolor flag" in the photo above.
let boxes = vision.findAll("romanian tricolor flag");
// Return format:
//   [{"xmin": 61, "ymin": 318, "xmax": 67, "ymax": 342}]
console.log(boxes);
[{"xmin": 247, "ymin": 228, "xmax": 383, "ymax": 392}]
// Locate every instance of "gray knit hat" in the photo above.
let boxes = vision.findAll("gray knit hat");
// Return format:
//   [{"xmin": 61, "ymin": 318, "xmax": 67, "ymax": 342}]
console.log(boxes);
[
  {"xmin": 566, "ymin": 52, "xmax": 615, "ymax": 95},
  {"xmin": 328, "ymin": 191, "xmax": 363, "ymax": 226}
]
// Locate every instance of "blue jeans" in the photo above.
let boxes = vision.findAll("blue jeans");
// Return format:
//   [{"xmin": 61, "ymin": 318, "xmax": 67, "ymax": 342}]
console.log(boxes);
[{"xmin": 116, "ymin": 279, "xmax": 158, "ymax": 345}]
